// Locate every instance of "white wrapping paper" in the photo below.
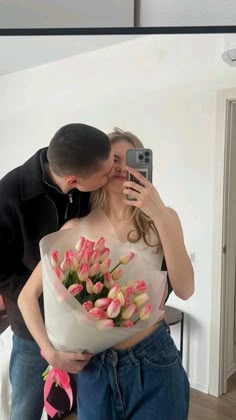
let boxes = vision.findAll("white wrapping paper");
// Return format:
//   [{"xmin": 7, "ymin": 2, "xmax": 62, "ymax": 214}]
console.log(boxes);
[{"xmin": 40, "ymin": 226, "xmax": 166, "ymax": 354}]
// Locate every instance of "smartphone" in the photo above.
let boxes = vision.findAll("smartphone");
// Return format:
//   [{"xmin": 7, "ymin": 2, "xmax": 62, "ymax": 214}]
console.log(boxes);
[{"xmin": 126, "ymin": 148, "xmax": 153, "ymax": 200}]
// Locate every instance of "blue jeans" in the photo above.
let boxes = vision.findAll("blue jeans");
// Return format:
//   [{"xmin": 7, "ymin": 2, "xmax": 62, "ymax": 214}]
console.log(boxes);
[
  {"xmin": 9, "ymin": 334, "xmax": 48, "ymax": 420},
  {"xmin": 77, "ymin": 321, "xmax": 190, "ymax": 420}
]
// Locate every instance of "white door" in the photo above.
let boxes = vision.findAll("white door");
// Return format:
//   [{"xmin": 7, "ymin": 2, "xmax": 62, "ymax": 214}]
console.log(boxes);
[
  {"xmin": 209, "ymin": 90, "xmax": 236, "ymax": 397},
  {"xmin": 224, "ymin": 100, "xmax": 236, "ymax": 382}
]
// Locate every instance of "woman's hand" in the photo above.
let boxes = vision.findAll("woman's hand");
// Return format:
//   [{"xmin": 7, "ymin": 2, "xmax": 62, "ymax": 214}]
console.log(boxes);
[
  {"xmin": 123, "ymin": 166, "xmax": 168, "ymax": 221},
  {"xmin": 44, "ymin": 347, "xmax": 93, "ymax": 374},
  {"xmin": 123, "ymin": 166, "xmax": 194, "ymax": 300}
]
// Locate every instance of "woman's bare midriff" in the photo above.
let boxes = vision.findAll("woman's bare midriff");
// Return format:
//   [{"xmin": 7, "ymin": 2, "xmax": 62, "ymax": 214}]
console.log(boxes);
[
  {"xmin": 112, "ymin": 287, "xmax": 168, "ymax": 350},
  {"xmin": 113, "ymin": 320, "xmax": 160, "ymax": 350}
]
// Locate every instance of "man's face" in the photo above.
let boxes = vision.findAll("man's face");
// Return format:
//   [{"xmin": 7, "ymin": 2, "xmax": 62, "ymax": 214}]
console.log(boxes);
[{"xmin": 71, "ymin": 150, "xmax": 115, "ymax": 192}]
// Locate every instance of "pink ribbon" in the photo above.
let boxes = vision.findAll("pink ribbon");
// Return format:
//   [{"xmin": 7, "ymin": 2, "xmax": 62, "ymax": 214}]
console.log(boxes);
[{"xmin": 43, "ymin": 368, "xmax": 73, "ymax": 418}]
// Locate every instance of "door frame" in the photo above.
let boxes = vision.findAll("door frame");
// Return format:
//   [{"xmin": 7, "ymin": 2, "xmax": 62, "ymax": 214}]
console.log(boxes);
[{"xmin": 209, "ymin": 88, "xmax": 236, "ymax": 397}]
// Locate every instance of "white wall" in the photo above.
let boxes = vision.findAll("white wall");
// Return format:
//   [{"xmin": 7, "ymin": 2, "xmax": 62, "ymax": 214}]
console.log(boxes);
[{"xmin": 1, "ymin": 34, "xmax": 236, "ymax": 393}]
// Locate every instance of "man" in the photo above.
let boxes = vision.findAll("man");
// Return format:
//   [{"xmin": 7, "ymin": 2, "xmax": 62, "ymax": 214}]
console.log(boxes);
[{"xmin": 0, "ymin": 123, "xmax": 114, "ymax": 420}]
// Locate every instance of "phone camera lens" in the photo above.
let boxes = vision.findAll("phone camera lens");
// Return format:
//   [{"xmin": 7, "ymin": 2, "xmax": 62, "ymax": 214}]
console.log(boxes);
[
  {"xmin": 144, "ymin": 151, "xmax": 150, "ymax": 157},
  {"xmin": 145, "ymin": 157, "xmax": 150, "ymax": 163},
  {"xmin": 139, "ymin": 154, "xmax": 144, "ymax": 160}
]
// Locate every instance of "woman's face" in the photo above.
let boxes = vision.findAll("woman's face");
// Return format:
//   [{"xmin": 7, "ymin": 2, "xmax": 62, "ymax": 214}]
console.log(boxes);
[{"xmin": 105, "ymin": 140, "xmax": 135, "ymax": 194}]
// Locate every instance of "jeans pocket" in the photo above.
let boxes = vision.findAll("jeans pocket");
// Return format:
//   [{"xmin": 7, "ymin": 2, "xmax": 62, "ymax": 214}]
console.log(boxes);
[{"xmin": 143, "ymin": 343, "xmax": 179, "ymax": 369}]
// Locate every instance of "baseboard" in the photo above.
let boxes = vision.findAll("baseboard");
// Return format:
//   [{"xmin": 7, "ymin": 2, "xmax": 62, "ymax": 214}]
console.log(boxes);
[
  {"xmin": 227, "ymin": 361, "xmax": 236, "ymax": 379},
  {"xmin": 189, "ymin": 379, "xmax": 208, "ymax": 394}
]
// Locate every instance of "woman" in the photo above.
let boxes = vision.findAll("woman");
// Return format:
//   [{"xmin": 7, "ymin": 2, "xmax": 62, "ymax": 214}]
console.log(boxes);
[{"xmin": 18, "ymin": 128, "xmax": 194, "ymax": 420}]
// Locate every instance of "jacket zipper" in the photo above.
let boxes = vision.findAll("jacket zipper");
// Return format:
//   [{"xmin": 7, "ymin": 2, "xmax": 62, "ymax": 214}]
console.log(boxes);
[
  {"xmin": 44, "ymin": 177, "xmax": 74, "ymax": 223},
  {"xmin": 64, "ymin": 193, "xmax": 73, "ymax": 220},
  {"xmin": 45, "ymin": 195, "xmax": 59, "ymax": 230}
]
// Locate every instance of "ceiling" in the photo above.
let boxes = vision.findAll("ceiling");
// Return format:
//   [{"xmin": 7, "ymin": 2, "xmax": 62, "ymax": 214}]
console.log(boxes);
[{"xmin": 0, "ymin": 35, "xmax": 138, "ymax": 76}]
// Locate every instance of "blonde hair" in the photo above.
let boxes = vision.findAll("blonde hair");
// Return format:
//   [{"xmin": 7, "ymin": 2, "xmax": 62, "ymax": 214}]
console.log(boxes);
[{"xmin": 90, "ymin": 127, "xmax": 160, "ymax": 249}]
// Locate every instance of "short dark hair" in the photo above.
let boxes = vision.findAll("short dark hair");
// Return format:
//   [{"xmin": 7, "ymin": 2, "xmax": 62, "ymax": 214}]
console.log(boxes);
[{"xmin": 47, "ymin": 123, "xmax": 111, "ymax": 177}]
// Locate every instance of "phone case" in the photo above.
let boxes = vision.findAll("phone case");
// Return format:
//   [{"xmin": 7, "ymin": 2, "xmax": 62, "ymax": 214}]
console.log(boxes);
[{"xmin": 126, "ymin": 148, "xmax": 153, "ymax": 200}]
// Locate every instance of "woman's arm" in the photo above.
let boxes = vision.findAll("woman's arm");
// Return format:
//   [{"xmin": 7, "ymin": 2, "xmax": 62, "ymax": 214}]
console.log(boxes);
[
  {"xmin": 124, "ymin": 167, "xmax": 194, "ymax": 300},
  {"xmin": 18, "ymin": 218, "xmax": 92, "ymax": 372},
  {"xmin": 18, "ymin": 263, "xmax": 53, "ymax": 356},
  {"xmin": 153, "ymin": 207, "xmax": 194, "ymax": 300}
]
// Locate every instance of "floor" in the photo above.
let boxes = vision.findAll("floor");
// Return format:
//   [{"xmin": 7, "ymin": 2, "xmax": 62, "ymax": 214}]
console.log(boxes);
[
  {"xmin": 223, "ymin": 371, "xmax": 236, "ymax": 403},
  {"xmin": 189, "ymin": 388, "xmax": 236, "ymax": 420},
  {"xmin": 63, "ymin": 384, "xmax": 236, "ymax": 420}
]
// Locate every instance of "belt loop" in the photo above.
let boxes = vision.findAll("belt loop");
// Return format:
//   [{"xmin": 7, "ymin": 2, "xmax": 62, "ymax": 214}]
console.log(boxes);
[
  {"xmin": 128, "ymin": 349, "xmax": 139, "ymax": 365},
  {"xmin": 101, "ymin": 351, "xmax": 106, "ymax": 365},
  {"xmin": 111, "ymin": 349, "xmax": 118, "ymax": 367}
]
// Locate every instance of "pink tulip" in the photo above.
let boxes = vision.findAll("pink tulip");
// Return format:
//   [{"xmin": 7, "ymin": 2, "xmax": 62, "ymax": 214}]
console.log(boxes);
[
  {"xmin": 87, "ymin": 248, "xmax": 94, "ymax": 260},
  {"xmin": 89, "ymin": 262, "xmax": 100, "ymax": 277},
  {"xmin": 117, "ymin": 291, "xmax": 125, "ymax": 305},
  {"xmin": 78, "ymin": 264, "xmax": 89, "ymax": 282},
  {"xmin": 76, "ymin": 248, "xmax": 85, "ymax": 264},
  {"xmin": 107, "ymin": 299, "xmax": 121, "ymax": 318},
  {"xmin": 90, "ymin": 250, "xmax": 101, "ymax": 265},
  {"xmin": 96, "ymin": 319, "xmax": 114, "ymax": 329},
  {"xmin": 134, "ymin": 293, "xmax": 149, "ymax": 307},
  {"xmin": 80, "ymin": 248, "xmax": 92, "ymax": 265},
  {"xmin": 54, "ymin": 267, "xmax": 64, "ymax": 282},
  {"xmin": 119, "ymin": 252, "xmax": 135, "ymax": 265},
  {"xmin": 68, "ymin": 283, "xmax": 83, "ymax": 296},
  {"xmin": 65, "ymin": 250, "xmax": 79, "ymax": 270},
  {"xmin": 94, "ymin": 298, "xmax": 112, "ymax": 310},
  {"xmin": 82, "ymin": 301, "xmax": 93, "ymax": 311},
  {"xmin": 121, "ymin": 303, "xmax": 138, "ymax": 320},
  {"xmin": 103, "ymin": 272, "xmax": 115, "ymax": 289},
  {"xmin": 139, "ymin": 302, "xmax": 152, "ymax": 320},
  {"xmin": 60, "ymin": 256, "xmax": 73, "ymax": 272},
  {"xmin": 128, "ymin": 280, "xmax": 147, "ymax": 294},
  {"xmin": 99, "ymin": 247, "xmax": 110, "ymax": 263},
  {"xmin": 93, "ymin": 281, "xmax": 103, "ymax": 294},
  {"xmin": 121, "ymin": 320, "xmax": 134, "ymax": 328},
  {"xmin": 123, "ymin": 286, "xmax": 134, "ymax": 303},
  {"xmin": 65, "ymin": 249, "xmax": 74, "ymax": 258},
  {"xmin": 89, "ymin": 308, "xmax": 107, "ymax": 320},
  {"xmin": 108, "ymin": 285, "xmax": 120, "ymax": 299},
  {"xmin": 111, "ymin": 268, "xmax": 123, "ymax": 280},
  {"xmin": 100, "ymin": 258, "xmax": 111, "ymax": 274},
  {"xmin": 75, "ymin": 236, "xmax": 85, "ymax": 252},
  {"xmin": 83, "ymin": 239, "xmax": 95, "ymax": 249},
  {"xmin": 86, "ymin": 278, "xmax": 94, "ymax": 294},
  {"xmin": 50, "ymin": 250, "xmax": 61, "ymax": 268},
  {"xmin": 95, "ymin": 237, "xmax": 105, "ymax": 251}
]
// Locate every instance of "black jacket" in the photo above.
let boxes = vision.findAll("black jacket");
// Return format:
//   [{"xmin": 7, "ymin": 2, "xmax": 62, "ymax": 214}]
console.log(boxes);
[{"xmin": 0, "ymin": 148, "xmax": 90, "ymax": 339}]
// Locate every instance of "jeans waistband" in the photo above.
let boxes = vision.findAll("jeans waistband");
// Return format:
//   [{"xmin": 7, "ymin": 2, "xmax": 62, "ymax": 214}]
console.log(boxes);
[{"xmin": 98, "ymin": 320, "xmax": 171, "ymax": 367}]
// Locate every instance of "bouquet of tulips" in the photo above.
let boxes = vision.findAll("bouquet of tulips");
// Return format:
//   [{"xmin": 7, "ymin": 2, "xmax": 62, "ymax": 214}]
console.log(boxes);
[
  {"xmin": 39, "ymin": 226, "xmax": 167, "ymax": 417},
  {"xmin": 50, "ymin": 237, "xmax": 152, "ymax": 329}
]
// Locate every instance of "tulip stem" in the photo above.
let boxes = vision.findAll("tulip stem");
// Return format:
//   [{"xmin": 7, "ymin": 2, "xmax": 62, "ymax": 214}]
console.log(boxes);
[
  {"xmin": 110, "ymin": 262, "xmax": 121, "ymax": 274},
  {"xmin": 42, "ymin": 365, "xmax": 51, "ymax": 380}
]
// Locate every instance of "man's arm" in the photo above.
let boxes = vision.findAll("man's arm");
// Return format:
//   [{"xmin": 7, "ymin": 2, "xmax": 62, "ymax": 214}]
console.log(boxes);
[{"xmin": 0, "ymin": 195, "xmax": 27, "ymax": 302}]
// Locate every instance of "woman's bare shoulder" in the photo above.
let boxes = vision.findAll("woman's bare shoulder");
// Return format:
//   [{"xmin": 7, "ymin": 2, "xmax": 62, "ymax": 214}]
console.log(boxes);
[{"xmin": 60, "ymin": 218, "xmax": 80, "ymax": 231}]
